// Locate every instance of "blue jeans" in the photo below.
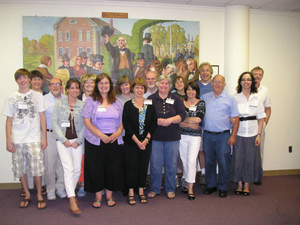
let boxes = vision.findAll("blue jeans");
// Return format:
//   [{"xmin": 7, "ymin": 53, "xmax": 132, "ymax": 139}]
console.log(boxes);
[
  {"xmin": 150, "ymin": 140, "xmax": 179, "ymax": 194},
  {"xmin": 203, "ymin": 131, "xmax": 231, "ymax": 191}
]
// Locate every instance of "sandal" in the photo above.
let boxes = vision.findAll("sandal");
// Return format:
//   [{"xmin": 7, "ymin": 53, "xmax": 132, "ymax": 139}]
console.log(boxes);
[
  {"xmin": 19, "ymin": 198, "xmax": 31, "ymax": 208},
  {"xmin": 243, "ymin": 191, "xmax": 250, "ymax": 196},
  {"xmin": 139, "ymin": 195, "xmax": 147, "ymax": 204},
  {"xmin": 37, "ymin": 199, "xmax": 47, "ymax": 210},
  {"xmin": 188, "ymin": 193, "xmax": 195, "ymax": 200},
  {"xmin": 127, "ymin": 196, "xmax": 136, "ymax": 206},
  {"xmin": 41, "ymin": 186, "xmax": 47, "ymax": 196},
  {"xmin": 147, "ymin": 192, "xmax": 158, "ymax": 199},
  {"xmin": 167, "ymin": 192, "xmax": 176, "ymax": 199},
  {"xmin": 106, "ymin": 198, "xmax": 116, "ymax": 207},
  {"xmin": 92, "ymin": 199, "xmax": 102, "ymax": 208},
  {"xmin": 20, "ymin": 189, "xmax": 26, "ymax": 197}
]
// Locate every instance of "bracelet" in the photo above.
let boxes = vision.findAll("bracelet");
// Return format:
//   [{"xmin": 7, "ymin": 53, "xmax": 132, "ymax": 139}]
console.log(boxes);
[
  {"xmin": 145, "ymin": 137, "xmax": 150, "ymax": 140},
  {"xmin": 257, "ymin": 133, "xmax": 261, "ymax": 135}
]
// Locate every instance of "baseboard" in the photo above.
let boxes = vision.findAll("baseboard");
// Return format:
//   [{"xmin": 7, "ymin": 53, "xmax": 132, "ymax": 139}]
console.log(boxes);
[
  {"xmin": 1, "ymin": 169, "xmax": 299, "ymax": 190},
  {"xmin": 263, "ymin": 169, "xmax": 300, "ymax": 176},
  {"xmin": 0, "ymin": 183, "xmax": 22, "ymax": 190}
]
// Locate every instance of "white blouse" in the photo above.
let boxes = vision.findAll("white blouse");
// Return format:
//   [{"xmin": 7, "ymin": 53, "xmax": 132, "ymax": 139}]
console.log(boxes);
[{"xmin": 234, "ymin": 92, "xmax": 266, "ymax": 137}]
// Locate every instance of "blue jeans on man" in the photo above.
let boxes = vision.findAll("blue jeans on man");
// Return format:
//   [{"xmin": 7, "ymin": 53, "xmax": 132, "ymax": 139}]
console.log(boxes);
[{"xmin": 203, "ymin": 131, "xmax": 231, "ymax": 191}]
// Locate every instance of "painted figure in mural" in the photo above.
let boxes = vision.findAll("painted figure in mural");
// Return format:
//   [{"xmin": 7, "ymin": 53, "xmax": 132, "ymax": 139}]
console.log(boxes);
[
  {"xmin": 140, "ymin": 33, "xmax": 154, "ymax": 67},
  {"xmin": 35, "ymin": 55, "xmax": 53, "ymax": 93},
  {"xmin": 80, "ymin": 51, "xmax": 92, "ymax": 74},
  {"xmin": 176, "ymin": 59, "xmax": 189, "ymax": 80},
  {"xmin": 104, "ymin": 35, "xmax": 133, "ymax": 83},
  {"xmin": 89, "ymin": 54, "xmax": 105, "ymax": 76},
  {"xmin": 133, "ymin": 53, "xmax": 149, "ymax": 81},
  {"xmin": 164, "ymin": 64, "xmax": 177, "ymax": 92},
  {"xmin": 72, "ymin": 55, "xmax": 87, "ymax": 77},
  {"xmin": 58, "ymin": 53, "xmax": 74, "ymax": 77},
  {"xmin": 186, "ymin": 58, "xmax": 200, "ymax": 83},
  {"xmin": 148, "ymin": 60, "xmax": 163, "ymax": 75}
]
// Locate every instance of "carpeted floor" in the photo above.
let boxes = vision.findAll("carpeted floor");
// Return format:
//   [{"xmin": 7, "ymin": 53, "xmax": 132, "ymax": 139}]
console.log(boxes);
[{"xmin": 1, "ymin": 175, "xmax": 299, "ymax": 225}]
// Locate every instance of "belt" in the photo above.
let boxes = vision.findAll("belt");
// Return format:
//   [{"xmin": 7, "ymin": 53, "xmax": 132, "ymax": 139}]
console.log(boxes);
[
  {"xmin": 204, "ymin": 130, "xmax": 230, "ymax": 135},
  {"xmin": 239, "ymin": 116, "xmax": 257, "ymax": 122},
  {"xmin": 47, "ymin": 129, "xmax": 53, "ymax": 132}
]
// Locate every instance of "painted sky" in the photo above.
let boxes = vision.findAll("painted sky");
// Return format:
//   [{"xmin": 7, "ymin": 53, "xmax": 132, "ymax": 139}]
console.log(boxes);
[{"xmin": 23, "ymin": 16, "xmax": 199, "ymax": 41}]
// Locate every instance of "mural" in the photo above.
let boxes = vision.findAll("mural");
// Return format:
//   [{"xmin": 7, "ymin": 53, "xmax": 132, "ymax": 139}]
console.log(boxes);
[{"xmin": 23, "ymin": 16, "xmax": 199, "ymax": 92}]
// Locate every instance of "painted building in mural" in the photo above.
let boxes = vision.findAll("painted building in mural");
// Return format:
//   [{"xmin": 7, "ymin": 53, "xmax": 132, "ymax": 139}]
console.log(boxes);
[{"xmin": 52, "ymin": 17, "xmax": 120, "ymax": 69}]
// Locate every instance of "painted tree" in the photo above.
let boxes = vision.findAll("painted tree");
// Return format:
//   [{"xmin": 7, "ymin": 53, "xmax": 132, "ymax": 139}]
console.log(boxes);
[
  {"xmin": 148, "ymin": 24, "xmax": 167, "ymax": 58},
  {"xmin": 166, "ymin": 24, "xmax": 187, "ymax": 58},
  {"xmin": 39, "ymin": 34, "xmax": 54, "ymax": 54}
]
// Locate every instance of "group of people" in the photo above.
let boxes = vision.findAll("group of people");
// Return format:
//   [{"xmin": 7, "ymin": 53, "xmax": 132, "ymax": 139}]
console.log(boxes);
[{"xmin": 3, "ymin": 58, "xmax": 271, "ymax": 215}]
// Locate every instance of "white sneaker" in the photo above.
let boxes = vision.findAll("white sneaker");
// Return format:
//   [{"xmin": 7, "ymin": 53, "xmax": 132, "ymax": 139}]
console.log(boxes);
[
  {"xmin": 77, "ymin": 187, "xmax": 86, "ymax": 197},
  {"xmin": 47, "ymin": 192, "xmax": 56, "ymax": 201},
  {"xmin": 56, "ymin": 190, "xmax": 67, "ymax": 198}
]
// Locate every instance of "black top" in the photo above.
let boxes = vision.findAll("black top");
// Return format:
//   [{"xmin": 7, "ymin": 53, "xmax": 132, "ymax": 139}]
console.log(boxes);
[{"xmin": 122, "ymin": 99, "xmax": 157, "ymax": 146}]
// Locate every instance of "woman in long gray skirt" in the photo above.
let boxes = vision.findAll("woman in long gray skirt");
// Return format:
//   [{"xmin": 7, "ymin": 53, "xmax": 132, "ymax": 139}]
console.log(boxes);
[{"xmin": 230, "ymin": 72, "xmax": 266, "ymax": 196}]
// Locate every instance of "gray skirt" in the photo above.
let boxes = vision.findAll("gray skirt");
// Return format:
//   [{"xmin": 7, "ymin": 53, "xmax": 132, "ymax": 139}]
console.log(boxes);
[{"xmin": 229, "ymin": 135, "xmax": 263, "ymax": 183}]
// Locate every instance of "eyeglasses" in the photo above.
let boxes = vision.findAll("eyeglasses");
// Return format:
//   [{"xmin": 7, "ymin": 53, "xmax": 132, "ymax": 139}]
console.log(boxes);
[
  {"xmin": 49, "ymin": 83, "xmax": 62, "ymax": 87},
  {"xmin": 241, "ymin": 79, "xmax": 252, "ymax": 82}
]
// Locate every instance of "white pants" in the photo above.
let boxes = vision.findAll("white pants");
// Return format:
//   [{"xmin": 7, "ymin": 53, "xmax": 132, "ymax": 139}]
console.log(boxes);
[
  {"xmin": 44, "ymin": 131, "xmax": 65, "ymax": 194},
  {"xmin": 57, "ymin": 139, "xmax": 83, "ymax": 198},
  {"xmin": 179, "ymin": 135, "xmax": 201, "ymax": 183}
]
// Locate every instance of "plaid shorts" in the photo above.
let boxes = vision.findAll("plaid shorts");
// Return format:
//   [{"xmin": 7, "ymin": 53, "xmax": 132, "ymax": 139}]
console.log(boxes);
[{"xmin": 12, "ymin": 142, "xmax": 44, "ymax": 178}]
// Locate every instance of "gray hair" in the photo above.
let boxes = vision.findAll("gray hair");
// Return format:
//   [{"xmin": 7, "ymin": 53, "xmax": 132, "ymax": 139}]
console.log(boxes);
[
  {"xmin": 167, "ymin": 64, "xmax": 177, "ymax": 73},
  {"xmin": 156, "ymin": 74, "xmax": 173, "ymax": 90}
]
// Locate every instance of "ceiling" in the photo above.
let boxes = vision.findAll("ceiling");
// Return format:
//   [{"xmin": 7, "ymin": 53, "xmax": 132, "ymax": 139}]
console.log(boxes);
[{"xmin": 1, "ymin": 0, "xmax": 300, "ymax": 12}]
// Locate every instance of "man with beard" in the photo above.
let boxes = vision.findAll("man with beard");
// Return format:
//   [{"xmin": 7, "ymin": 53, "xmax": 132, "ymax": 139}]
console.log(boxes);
[{"xmin": 144, "ymin": 71, "xmax": 158, "ymax": 98}]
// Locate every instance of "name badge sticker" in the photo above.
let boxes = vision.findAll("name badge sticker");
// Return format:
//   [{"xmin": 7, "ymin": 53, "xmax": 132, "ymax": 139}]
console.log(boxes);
[
  {"xmin": 18, "ymin": 103, "xmax": 28, "ymax": 109},
  {"xmin": 97, "ymin": 106, "xmax": 106, "ymax": 112},
  {"xmin": 61, "ymin": 120, "xmax": 70, "ymax": 127},
  {"xmin": 166, "ymin": 98, "xmax": 175, "ymax": 105},
  {"xmin": 144, "ymin": 99, "xmax": 152, "ymax": 105},
  {"xmin": 189, "ymin": 105, "xmax": 197, "ymax": 112}
]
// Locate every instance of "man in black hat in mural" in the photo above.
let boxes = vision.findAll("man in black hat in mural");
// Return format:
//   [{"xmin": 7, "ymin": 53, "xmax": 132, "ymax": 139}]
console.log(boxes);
[
  {"xmin": 79, "ymin": 51, "xmax": 91, "ymax": 73},
  {"xmin": 58, "ymin": 53, "xmax": 74, "ymax": 77},
  {"xmin": 140, "ymin": 33, "xmax": 154, "ymax": 67},
  {"xmin": 133, "ymin": 52, "xmax": 149, "ymax": 80},
  {"xmin": 103, "ymin": 26, "xmax": 133, "ymax": 83},
  {"xmin": 89, "ymin": 54, "xmax": 105, "ymax": 76}
]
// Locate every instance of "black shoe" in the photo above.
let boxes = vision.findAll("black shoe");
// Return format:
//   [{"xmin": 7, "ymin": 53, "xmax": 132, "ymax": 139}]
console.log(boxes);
[
  {"xmin": 254, "ymin": 180, "xmax": 262, "ymax": 185},
  {"xmin": 203, "ymin": 187, "xmax": 217, "ymax": 195},
  {"xmin": 181, "ymin": 186, "xmax": 188, "ymax": 194},
  {"xmin": 219, "ymin": 190, "xmax": 227, "ymax": 198}
]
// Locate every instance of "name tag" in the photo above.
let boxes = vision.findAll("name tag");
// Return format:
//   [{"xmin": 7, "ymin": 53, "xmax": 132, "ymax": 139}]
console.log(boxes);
[
  {"xmin": 189, "ymin": 105, "xmax": 197, "ymax": 111},
  {"xmin": 97, "ymin": 106, "xmax": 106, "ymax": 112},
  {"xmin": 166, "ymin": 98, "xmax": 175, "ymax": 105},
  {"xmin": 61, "ymin": 120, "xmax": 70, "ymax": 127},
  {"xmin": 18, "ymin": 103, "xmax": 28, "ymax": 109},
  {"xmin": 144, "ymin": 99, "xmax": 152, "ymax": 105}
]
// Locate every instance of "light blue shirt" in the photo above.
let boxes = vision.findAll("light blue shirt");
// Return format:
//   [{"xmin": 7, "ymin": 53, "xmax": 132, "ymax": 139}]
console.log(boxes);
[
  {"xmin": 201, "ymin": 90, "xmax": 239, "ymax": 132},
  {"xmin": 44, "ymin": 92, "xmax": 67, "ymax": 130}
]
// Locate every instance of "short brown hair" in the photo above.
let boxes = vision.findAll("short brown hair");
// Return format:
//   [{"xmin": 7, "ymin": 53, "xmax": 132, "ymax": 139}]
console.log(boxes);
[
  {"xmin": 131, "ymin": 77, "xmax": 148, "ymax": 93},
  {"xmin": 41, "ymin": 56, "xmax": 51, "ymax": 65},
  {"xmin": 115, "ymin": 75, "xmax": 132, "ymax": 95},
  {"xmin": 14, "ymin": 68, "xmax": 30, "ymax": 81},
  {"xmin": 65, "ymin": 78, "xmax": 81, "ymax": 93},
  {"xmin": 30, "ymin": 70, "xmax": 43, "ymax": 80},
  {"xmin": 251, "ymin": 66, "xmax": 264, "ymax": 75}
]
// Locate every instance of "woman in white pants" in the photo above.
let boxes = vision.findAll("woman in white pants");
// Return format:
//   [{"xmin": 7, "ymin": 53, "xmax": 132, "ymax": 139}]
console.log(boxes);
[
  {"xmin": 179, "ymin": 81, "xmax": 205, "ymax": 200},
  {"xmin": 52, "ymin": 78, "xmax": 85, "ymax": 214}
]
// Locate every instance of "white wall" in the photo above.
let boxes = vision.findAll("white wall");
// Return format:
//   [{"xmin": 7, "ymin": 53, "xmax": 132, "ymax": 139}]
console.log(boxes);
[{"xmin": 0, "ymin": 2, "xmax": 299, "ymax": 183}]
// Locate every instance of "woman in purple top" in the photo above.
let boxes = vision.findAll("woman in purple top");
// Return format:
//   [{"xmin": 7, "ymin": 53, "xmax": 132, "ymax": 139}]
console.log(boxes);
[{"xmin": 82, "ymin": 73, "xmax": 124, "ymax": 208}]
